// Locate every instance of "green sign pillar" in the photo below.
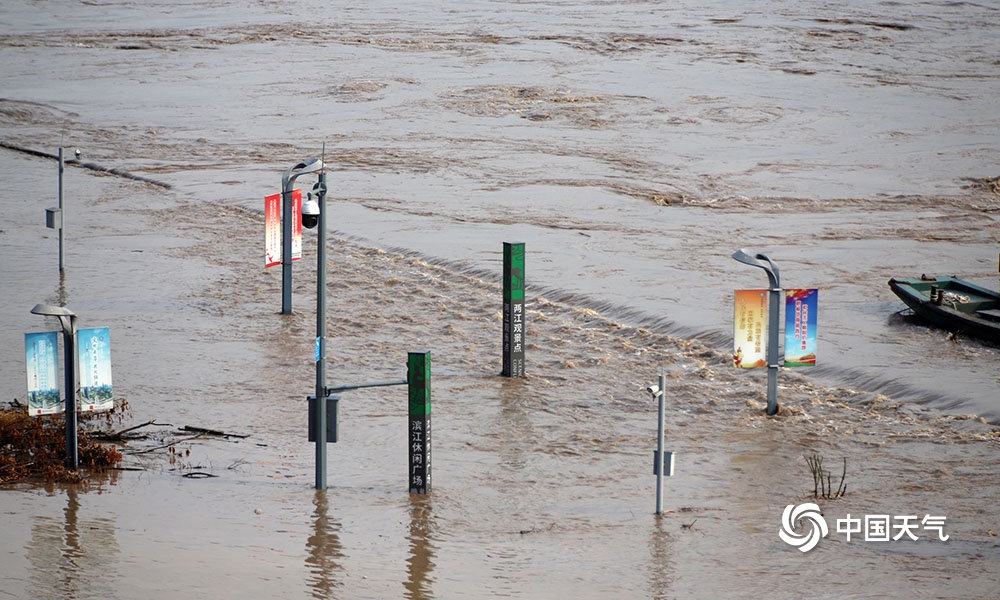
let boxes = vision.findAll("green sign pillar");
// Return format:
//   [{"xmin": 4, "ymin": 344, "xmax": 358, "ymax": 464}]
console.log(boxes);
[
  {"xmin": 408, "ymin": 351, "xmax": 431, "ymax": 494},
  {"xmin": 502, "ymin": 242, "xmax": 525, "ymax": 377}
]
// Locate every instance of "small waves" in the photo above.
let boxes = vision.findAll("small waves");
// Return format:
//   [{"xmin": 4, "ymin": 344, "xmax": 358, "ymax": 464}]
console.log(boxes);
[{"xmin": 0, "ymin": 140, "xmax": 172, "ymax": 189}]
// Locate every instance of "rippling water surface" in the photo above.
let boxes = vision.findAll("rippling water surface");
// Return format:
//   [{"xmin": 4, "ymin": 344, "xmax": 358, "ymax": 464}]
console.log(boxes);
[
  {"xmin": 1, "ymin": 1, "xmax": 999, "ymax": 598},
  {"xmin": 2, "ymin": 0, "xmax": 998, "ymax": 416}
]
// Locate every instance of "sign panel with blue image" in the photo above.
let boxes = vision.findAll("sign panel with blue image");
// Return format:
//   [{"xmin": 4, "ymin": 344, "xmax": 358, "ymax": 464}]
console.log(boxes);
[
  {"xmin": 25, "ymin": 331, "xmax": 62, "ymax": 415},
  {"xmin": 78, "ymin": 327, "xmax": 114, "ymax": 412}
]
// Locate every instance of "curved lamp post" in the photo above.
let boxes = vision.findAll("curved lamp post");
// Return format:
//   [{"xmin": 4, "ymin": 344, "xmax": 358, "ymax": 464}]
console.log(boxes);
[
  {"xmin": 279, "ymin": 157, "xmax": 329, "ymax": 488},
  {"xmin": 732, "ymin": 249, "xmax": 781, "ymax": 416},
  {"xmin": 281, "ymin": 158, "xmax": 324, "ymax": 315},
  {"xmin": 30, "ymin": 303, "xmax": 79, "ymax": 469}
]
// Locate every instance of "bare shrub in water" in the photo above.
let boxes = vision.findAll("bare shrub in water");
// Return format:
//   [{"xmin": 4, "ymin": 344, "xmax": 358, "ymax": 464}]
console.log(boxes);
[{"xmin": 805, "ymin": 454, "xmax": 847, "ymax": 499}]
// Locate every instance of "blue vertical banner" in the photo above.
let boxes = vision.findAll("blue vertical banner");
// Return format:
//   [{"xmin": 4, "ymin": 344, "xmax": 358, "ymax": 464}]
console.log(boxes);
[
  {"xmin": 25, "ymin": 331, "xmax": 61, "ymax": 415},
  {"xmin": 784, "ymin": 289, "xmax": 818, "ymax": 366},
  {"xmin": 78, "ymin": 327, "xmax": 114, "ymax": 412}
]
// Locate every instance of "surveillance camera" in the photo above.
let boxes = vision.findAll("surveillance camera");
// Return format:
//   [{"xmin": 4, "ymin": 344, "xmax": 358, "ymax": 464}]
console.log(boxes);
[
  {"xmin": 646, "ymin": 384, "xmax": 661, "ymax": 397},
  {"xmin": 74, "ymin": 149, "xmax": 81, "ymax": 159},
  {"xmin": 301, "ymin": 195, "xmax": 320, "ymax": 229}
]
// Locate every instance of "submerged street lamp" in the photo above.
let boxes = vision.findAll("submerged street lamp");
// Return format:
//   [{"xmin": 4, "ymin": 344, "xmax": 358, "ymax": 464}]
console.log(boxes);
[
  {"xmin": 647, "ymin": 374, "xmax": 673, "ymax": 515},
  {"xmin": 45, "ymin": 148, "xmax": 81, "ymax": 273},
  {"xmin": 305, "ymin": 168, "xmax": 334, "ymax": 490},
  {"xmin": 281, "ymin": 158, "xmax": 324, "ymax": 315},
  {"xmin": 30, "ymin": 303, "xmax": 79, "ymax": 469},
  {"xmin": 732, "ymin": 249, "xmax": 781, "ymax": 416}
]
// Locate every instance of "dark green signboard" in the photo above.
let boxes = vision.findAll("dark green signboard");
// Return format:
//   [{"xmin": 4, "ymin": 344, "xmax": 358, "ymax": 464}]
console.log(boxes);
[
  {"xmin": 408, "ymin": 351, "xmax": 431, "ymax": 494},
  {"xmin": 502, "ymin": 242, "xmax": 525, "ymax": 377}
]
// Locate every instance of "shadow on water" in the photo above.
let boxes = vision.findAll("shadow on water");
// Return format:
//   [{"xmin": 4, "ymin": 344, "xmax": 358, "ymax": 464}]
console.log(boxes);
[
  {"xmin": 647, "ymin": 517, "xmax": 675, "ymax": 600},
  {"xmin": 306, "ymin": 490, "xmax": 345, "ymax": 599},
  {"xmin": 405, "ymin": 494, "xmax": 437, "ymax": 600},
  {"xmin": 27, "ymin": 483, "xmax": 120, "ymax": 600}
]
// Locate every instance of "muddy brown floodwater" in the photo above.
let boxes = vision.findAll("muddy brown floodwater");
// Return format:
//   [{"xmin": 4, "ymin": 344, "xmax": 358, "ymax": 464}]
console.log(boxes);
[
  {"xmin": 2, "ymin": 0, "xmax": 1000, "ymax": 598},
  {"xmin": 2, "ymin": 145, "xmax": 999, "ymax": 599}
]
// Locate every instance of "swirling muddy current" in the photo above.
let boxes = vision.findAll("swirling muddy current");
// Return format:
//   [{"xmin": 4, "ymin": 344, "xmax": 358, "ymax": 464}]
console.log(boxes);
[
  {"xmin": 1, "ymin": 0, "xmax": 999, "ymax": 597},
  {"xmin": 1, "ymin": 0, "xmax": 998, "ymax": 418},
  {"xmin": 2, "ymin": 162, "xmax": 999, "ymax": 598}
]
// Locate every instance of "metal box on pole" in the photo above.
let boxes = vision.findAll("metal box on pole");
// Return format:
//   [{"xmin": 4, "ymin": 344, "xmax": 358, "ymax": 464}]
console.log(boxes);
[
  {"xmin": 45, "ymin": 208, "xmax": 62, "ymax": 230},
  {"xmin": 308, "ymin": 395, "xmax": 339, "ymax": 444},
  {"xmin": 653, "ymin": 450, "xmax": 674, "ymax": 477}
]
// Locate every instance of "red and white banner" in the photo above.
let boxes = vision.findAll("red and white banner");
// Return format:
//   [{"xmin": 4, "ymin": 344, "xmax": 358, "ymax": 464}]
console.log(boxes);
[
  {"xmin": 291, "ymin": 188, "xmax": 302, "ymax": 262},
  {"xmin": 265, "ymin": 193, "xmax": 281, "ymax": 268},
  {"xmin": 265, "ymin": 189, "xmax": 303, "ymax": 268}
]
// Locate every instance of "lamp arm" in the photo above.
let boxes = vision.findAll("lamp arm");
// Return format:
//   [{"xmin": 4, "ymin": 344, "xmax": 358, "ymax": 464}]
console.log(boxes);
[{"xmin": 755, "ymin": 254, "xmax": 780, "ymax": 289}]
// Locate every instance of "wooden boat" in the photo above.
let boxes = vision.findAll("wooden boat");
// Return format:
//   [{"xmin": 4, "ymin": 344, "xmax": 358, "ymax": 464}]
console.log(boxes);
[{"xmin": 888, "ymin": 275, "xmax": 1000, "ymax": 343}]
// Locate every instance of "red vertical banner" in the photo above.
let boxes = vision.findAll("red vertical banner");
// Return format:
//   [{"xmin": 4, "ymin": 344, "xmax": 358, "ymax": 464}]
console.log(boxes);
[
  {"xmin": 265, "ymin": 193, "xmax": 281, "ymax": 268},
  {"xmin": 292, "ymin": 188, "xmax": 302, "ymax": 262},
  {"xmin": 266, "ymin": 190, "xmax": 303, "ymax": 267}
]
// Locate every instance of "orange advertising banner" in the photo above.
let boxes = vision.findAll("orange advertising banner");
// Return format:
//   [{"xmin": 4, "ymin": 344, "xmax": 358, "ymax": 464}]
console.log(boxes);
[{"xmin": 733, "ymin": 289, "xmax": 768, "ymax": 368}]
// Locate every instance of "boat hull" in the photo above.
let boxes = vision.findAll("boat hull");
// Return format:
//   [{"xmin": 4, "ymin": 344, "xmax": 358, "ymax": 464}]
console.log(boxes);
[{"xmin": 888, "ymin": 276, "xmax": 1000, "ymax": 344}]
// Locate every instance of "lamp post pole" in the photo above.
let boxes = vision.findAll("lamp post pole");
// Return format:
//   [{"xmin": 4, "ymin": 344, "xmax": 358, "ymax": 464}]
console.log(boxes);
[
  {"xmin": 765, "ymin": 269, "xmax": 780, "ymax": 416},
  {"xmin": 655, "ymin": 372, "xmax": 666, "ymax": 515},
  {"xmin": 281, "ymin": 175, "xmax": 292, "ymax": 315},
  {"xmin": 314, "ymin": 170, "xmax": 329, "ymax": 490},
  {"xmin": 58, "ymin": 148, "xmax": 65, "ymax": 272},
  {"xmin": 732, "ymin": 249, "xmax": 781, "ymax": 416},
  {"xmin": 30, "ymin": 304, "xmax": 79, "ymax": 469},
  {"xmin": 63, "ymin": 312, "xmax": 78, "ymax": 469}
]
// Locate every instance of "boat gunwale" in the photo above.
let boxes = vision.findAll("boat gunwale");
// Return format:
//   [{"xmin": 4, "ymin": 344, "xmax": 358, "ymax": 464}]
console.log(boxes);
[{"xmin": 888, "ymin": 275, "xmax": 1000, "ymax": 343}]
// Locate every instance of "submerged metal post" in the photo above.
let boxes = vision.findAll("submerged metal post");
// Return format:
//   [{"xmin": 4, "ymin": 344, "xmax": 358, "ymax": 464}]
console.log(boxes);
[
  {"xmin": 30, "ymin": 304, "xmax": 78, "ymax": 469},
  {"xmin": 314, "ymin": 169, "xmax": 328, "ymax": 490},
  {"xmin": 57, "ymin": 147, "xmax": 65, "ymax": 272},
  {"xmin": 732, "ymin": 249, "xmax": 782, "ymax": 415},
  {"xmin": 281, "ymin": 181, "xmax": 294, "ymax": 315},
  {"xmin": 655, "ymin": 373, "xmax": 666, "ymax": 515},
  {"xmin": 766, "ymin": 282, "xmax": 781, "ymax": 415},
  {"xmin": 63, "ymin": 318, "xmax": 77, "ymax": 469}
]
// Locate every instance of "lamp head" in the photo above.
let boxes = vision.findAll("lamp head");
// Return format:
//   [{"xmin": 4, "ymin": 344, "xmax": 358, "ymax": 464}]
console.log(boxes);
[
  {"xmin": 731, "ymin": 248, "xmax": 764, "ymax": 269},
  {"xmin": 294, "ymin": 157, "xmax": 324, "ymax": 175},
  {"xmin": 30, "ymin": 304, "xmax": 77, "ymax": 334},
  {"xmin": 282, "ymin": 157, "xmax": 325, "ymax": 191},
  {"xmin": 30, "ymin": 304, "xmax": 76, "ymax": 318},
  {"xmin": 731, "ymin": 249, "xmax": 780, "ymax": 288}
]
